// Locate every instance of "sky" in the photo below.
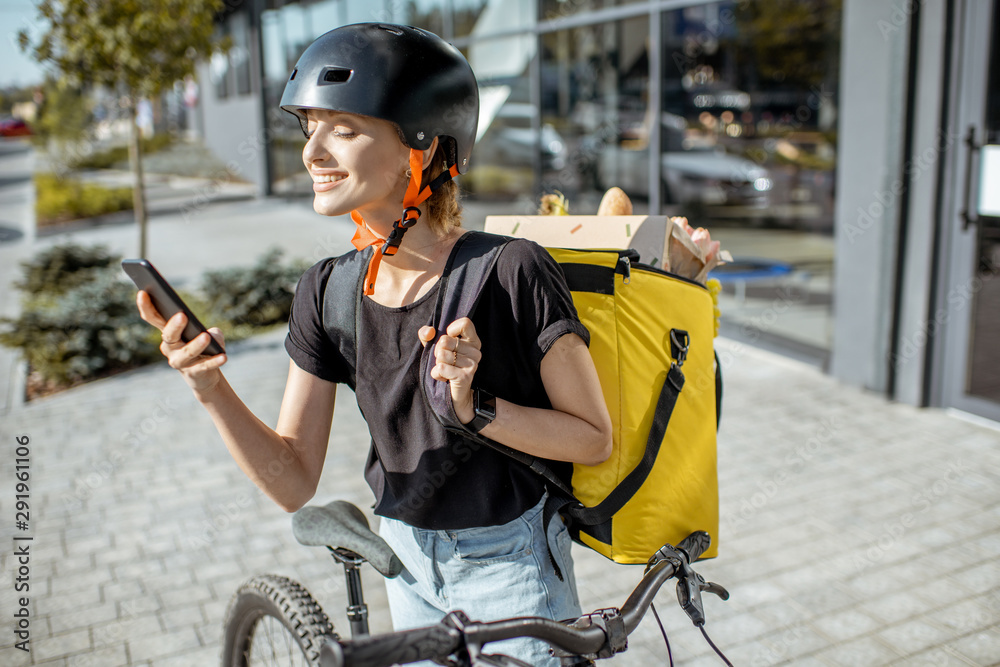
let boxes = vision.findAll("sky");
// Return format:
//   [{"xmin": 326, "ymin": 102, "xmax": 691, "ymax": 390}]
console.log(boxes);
[{"xmin": 0, "ymin": 0, "xmax": 48, "ymax": 89}]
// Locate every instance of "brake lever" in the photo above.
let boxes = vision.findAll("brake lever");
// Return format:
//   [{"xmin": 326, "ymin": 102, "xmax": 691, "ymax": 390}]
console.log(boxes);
[
  {"xmin": 675, "ymin": 571, "xmax": 730, "ymax": 627},
  {"xmin": 647, "ymin": 541, "xmax": 729, "ymax": 628},
  {"xmin": 704, "ymin": 581, "xmax": 730, "ymax": 601}
]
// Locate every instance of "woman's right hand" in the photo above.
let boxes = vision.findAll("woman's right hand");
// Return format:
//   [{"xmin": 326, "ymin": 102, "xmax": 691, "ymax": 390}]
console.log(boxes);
[{"xmin": 136, "ymin": 290, "xmax": 228, "ymax": 396}]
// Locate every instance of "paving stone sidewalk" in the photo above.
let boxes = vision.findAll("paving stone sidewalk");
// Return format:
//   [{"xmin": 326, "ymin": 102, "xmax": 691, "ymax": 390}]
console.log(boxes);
[{"xmin": 0, "ymin": 324, "xmax": 998, "ymax": 666}]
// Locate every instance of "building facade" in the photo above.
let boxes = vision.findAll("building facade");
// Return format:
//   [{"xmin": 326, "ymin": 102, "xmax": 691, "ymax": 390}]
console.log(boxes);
[{"xmin": 194, "ymin": 0, "xmax": 999, "ymax": 424}]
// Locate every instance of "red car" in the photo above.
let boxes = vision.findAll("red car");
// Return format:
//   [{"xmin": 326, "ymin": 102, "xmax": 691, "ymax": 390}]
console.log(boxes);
[{"xmin": 0, "ymin": 118, "xmax": 32, "ymax": 137}]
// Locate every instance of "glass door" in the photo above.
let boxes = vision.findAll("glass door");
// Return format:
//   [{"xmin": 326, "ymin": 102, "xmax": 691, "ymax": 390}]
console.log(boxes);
[{"xmin": 942, "ymin": 0, "xmax": 1000, "ymax": 420}]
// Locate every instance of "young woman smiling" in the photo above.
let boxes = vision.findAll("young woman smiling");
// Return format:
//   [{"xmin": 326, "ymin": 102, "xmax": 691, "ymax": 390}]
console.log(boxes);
[{"xmin": 135, "ymin": 23, "xmax": 611, "ymax": 666}]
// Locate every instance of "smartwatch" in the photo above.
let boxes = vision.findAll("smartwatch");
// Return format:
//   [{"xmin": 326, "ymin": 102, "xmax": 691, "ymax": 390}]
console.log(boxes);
[{"xmin": 465, "ymin": 387, "xmax": 496, "ymax": 433}]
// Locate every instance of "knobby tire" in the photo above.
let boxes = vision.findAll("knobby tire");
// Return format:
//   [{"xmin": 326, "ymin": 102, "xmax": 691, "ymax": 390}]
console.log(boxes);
[{"xmin": 222, "ymin": 574, "xmax": 337, "ymax": 666}]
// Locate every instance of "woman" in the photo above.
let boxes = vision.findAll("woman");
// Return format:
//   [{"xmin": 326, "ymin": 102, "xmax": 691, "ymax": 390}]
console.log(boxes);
[{"xmin": 136, "ymin": 23, "xmax": 612, "ymax": 665}]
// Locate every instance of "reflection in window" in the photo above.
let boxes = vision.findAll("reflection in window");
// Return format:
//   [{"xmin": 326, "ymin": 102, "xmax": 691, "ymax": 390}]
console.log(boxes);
[
  {"xmin": 658, "ymin": 1, "xmax": 841, "ymax": 353},
  {"xmin": 463, "ymin": 36, "xmax": 536, "ymax": 203},
  {"xmin": 398, "ymin": 0, "xmax": 446, "ymax": 38},
  {"xmin": 262, "ymin": 11, "xmax": 287, "ymax": 83},
  {"xmin": 307, "ymin": 0, "xmax": 345, "ymax": 39},
  {"xmin": 231, "ymin": 12, "xmax": 252, "ymax": 96},
  {"xmin": 454, "ymin": 0, "xmax": 535, "ymax": 39},
  {"xmin": 280, "ymin": 3, "xmax": 310, "ymax": 73},
  {"xmin": 211, "ymin": 25, "xmax": 231, "ymax": 99},
  {"xmin": 260, "ymin": 5, "xmax": 310, "ymax": 195},
  {"xmin": 538, "ymin": 0, "xmax": 641, "ymax": 23},
  {"xmin": 538, "ymin": 17, "xmax": 651, "ymax": 214}
]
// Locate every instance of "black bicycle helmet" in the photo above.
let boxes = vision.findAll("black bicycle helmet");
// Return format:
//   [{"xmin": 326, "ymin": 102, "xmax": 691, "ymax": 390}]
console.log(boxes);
[
  {"xmin": 280, "ymin": 23, "xmax": 479, "ymax": 174},
  {"xmin": 280, "ymin": 23, "xmax": 480, "ymax": 295}
]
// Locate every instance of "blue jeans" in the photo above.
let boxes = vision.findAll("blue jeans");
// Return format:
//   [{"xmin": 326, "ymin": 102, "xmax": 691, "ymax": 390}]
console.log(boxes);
[{"xmin": 378, "ymin": 494, "xmax": 581, "ymax": 666}]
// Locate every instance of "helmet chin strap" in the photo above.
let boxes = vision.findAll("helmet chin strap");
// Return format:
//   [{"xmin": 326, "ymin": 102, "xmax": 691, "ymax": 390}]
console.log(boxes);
[{"xmin": 350, "ymin": 148, "xmax": 460, "ymax": 295}]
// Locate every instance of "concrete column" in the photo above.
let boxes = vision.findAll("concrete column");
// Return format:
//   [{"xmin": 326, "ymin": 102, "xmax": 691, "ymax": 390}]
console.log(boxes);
[{"xmin": 830, "ymin": 0, "xmax": 913, "ymax": 392}]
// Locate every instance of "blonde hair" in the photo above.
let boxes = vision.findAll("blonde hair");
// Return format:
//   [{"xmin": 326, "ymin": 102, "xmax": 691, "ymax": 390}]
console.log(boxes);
[
  {"xmin": 421, "ymin": 146, "xmax": 462, "ymax": 234},
  {"xmin": 396, "ymin": 125, "xmax": 462, "ymax": 234}
]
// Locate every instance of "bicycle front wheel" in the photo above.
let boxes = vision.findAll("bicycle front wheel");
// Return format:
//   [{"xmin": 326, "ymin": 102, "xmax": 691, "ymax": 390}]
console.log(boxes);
[{"xmin": 222, "ymin": 574, "xmax": 337, "ymax": 666}]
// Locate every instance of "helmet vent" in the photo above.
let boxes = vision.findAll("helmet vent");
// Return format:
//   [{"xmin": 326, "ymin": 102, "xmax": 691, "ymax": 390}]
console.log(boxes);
[
  {"xmin": 377, "ymin": 25, "xmax": 404, "ymax": 35},
  {"xmin": 321, "ymin": 68, "xmax": 352, "ymax": 84},
  {"xmin": 289, "ymin": 69, "xmax": 297, "ymax": 81}
]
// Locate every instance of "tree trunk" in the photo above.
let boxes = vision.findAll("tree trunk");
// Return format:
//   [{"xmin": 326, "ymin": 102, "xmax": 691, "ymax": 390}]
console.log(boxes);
[{"xmin": 128, "ymin": 102, "xmax": 149, "ymax": 258}]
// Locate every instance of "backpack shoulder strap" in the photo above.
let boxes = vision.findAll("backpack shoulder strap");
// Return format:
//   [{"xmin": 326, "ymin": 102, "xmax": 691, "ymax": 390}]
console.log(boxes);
[
  {"xmin": 418, "ymin": 232, "xmax": 578, "ymax": 495},
  {"xmin": 320, "ymin": 247, "xmax": 371, "ymax": 391},
  {"xmin": 420, "ymin": 231, "xmax": 512, "ymax": 429}
]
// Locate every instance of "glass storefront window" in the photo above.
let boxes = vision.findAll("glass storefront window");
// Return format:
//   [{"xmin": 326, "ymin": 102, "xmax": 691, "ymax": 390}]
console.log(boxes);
[
  {"xmin": 454, "ymin": 0, "xmax": 535, "ymax": 39},
  {"xmin": 231, "ymin": 12, "xmax": 253, "ymax": 96},
  {"xmin": 538, "ymin": 17, "xmax": 651, "ymax": 214},
  {"xmin": 210, "ymin": 25, "xmax": 232, "ymax": 99},
  {"xmin": 397, "ymin": 0, "xmax": 446, "ymax": 38},
  {"xmin": 462, "ymin": 34, "xmax": 537, "ymax": 207},
  {"xmin": 257, "ymin": 0, "xmax": 842, "ymax": 357},
  {"xmin": 261, "ymin": 10, "xmax": 288, "ymax": 83},
  {"xmin": 538, "ymin": 0, "xmax": 642, "ymax": 23},
  {"xmin": 657, "ymin": 1, "xmax": 840, "ymax": 354},
  {"xmin": 261, "ymin": 6, "xmax": 310, "ymax": 195},
  {"xmin": 307, "ymin": 1, "xmax": 345, "ymax": 39}
]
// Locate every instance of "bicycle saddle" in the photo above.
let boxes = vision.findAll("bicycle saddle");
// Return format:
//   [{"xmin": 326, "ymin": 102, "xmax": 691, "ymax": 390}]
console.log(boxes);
[{"xmin": 292, "ymin": 500, "xmax": 404, "ymax": 578}]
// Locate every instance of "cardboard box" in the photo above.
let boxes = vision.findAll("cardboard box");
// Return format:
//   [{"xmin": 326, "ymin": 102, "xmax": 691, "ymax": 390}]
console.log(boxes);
[{"xmin": 484, "ymin": 215, "xmax": 671, "ymax": 269}]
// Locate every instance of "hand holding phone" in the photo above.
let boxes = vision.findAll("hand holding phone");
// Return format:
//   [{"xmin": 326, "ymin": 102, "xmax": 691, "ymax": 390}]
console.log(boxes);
[{"xmin": 122, "ymin": 259, "xmax": 225, "ymax": 356}]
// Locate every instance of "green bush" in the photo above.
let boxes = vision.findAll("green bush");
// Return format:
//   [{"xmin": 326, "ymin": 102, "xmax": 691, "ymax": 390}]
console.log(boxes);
[
  {"xmin": 0, "ymin": 268, "xmax": 161, "ymax": 387},
  {"xmin": 35, "ymin": 172, "xmax": 134, "ymax": 225},
  {"xmin": 0, "ymin": 243, "xmax": 309, "ymax": 397},
  {"xmin": 13, "ymin": 243, "xmax": 119, "ymax": 297},
  {"xmin": 199, "ymin": 247, "xmax": 309, "ymax": 337}
]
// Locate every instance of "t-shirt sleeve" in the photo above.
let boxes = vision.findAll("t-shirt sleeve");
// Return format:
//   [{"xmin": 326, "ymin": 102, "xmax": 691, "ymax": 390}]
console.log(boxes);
[
  {"xmin": 494, "ymin": 238, "xmax": 590, "ymax": 369},
  {"xmin": 284, "ymin": 259, "xmax": 352, "ymax": 384}
]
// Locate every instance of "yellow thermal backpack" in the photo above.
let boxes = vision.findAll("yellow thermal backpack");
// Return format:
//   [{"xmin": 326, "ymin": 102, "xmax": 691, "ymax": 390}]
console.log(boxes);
[
  {"xmin": 545, "ymin": 246, "xmax": 720, "ymax": 563},
  {"xmin": 322, "ymin": 231, "xmax": 720, "ymax": 565}
]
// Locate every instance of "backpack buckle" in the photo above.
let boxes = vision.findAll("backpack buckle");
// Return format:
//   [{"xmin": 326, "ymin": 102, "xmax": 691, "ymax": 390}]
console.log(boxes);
[{"xmin": 670, "ymin": 329, "xmax": 690, "ymax": 368}]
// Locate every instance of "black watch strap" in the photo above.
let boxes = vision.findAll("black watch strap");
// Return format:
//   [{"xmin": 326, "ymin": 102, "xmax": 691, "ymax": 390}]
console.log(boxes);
[{"xmin": 465, "ymin": 387, "xmax": 496, "ymax": 433}]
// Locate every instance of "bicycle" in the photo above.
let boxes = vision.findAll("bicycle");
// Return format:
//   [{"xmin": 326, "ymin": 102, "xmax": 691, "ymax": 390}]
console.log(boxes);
[{"xmin": 221, "ymin": 499, "xmax": 731, "ymax": 667}]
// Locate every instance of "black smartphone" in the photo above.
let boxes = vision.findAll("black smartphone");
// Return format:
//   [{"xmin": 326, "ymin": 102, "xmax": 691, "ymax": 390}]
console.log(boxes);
[{"xmin": 121, "ymin": 259, "xmax": 225, "ymax": 356}]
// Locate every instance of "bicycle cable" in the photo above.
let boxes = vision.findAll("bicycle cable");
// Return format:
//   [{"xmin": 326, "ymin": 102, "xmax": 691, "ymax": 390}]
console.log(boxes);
[
  {"xmin": 699, "ymin": 625, "xmax": 733, "ymax": 666},
  {"xmin": 649, "ymin": 602, "xmax": 673, "ymax": 667}
]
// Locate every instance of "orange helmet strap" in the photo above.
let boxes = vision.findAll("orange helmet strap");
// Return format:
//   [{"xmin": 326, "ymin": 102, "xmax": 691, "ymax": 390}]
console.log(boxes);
[{"xmin": 353, "ymin": 148, "xmax": 461, "ymax": 294}]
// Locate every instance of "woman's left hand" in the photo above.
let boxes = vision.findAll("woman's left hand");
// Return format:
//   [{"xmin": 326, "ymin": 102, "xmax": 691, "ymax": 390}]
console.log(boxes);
[{"xmin": 418, "ymin": 317, "xmax": 482, "ymax": 423}]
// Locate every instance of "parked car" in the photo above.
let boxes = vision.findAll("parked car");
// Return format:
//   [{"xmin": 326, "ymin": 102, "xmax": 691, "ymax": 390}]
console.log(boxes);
[
  {"xmin": 660, "ymin": 144, "xmax": 772, "ymax": 207},
  {"xmin": 596, "ymin": 113, "xmax": 772, "ymax": 207},
  {"xmin": 0, "ymin": 117, "xmax": 32, "ymax": 137},
  {"xmin": 476, "ymin": 103, "xmax": 567, "ymax": 170}
]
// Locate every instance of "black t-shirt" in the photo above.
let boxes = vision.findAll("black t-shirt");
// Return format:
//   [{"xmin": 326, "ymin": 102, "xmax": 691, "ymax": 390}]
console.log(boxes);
[{"xmin": 284, "ymin": 234, "xmax": 590, "ymax": 529}]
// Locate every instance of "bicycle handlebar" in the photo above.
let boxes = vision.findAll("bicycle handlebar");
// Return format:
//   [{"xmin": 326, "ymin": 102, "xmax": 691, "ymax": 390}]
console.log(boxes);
[
  {"xmin": 320, "ymin": 531, "xmax": 725, "ymax": 667},
  {"xmin": 323, "ymin": 622, "xmax": 463, "ymax": 667}
]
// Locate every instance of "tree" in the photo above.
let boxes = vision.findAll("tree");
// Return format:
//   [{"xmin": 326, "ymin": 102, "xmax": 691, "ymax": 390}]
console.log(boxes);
[
  {"xmin": 18, "ymin": 0, "xmax": 229, "ymax": 257},
  {"xmin": 31, "ymin": 77, "xmax": 93, "ymax": 168},
  {"xmin": 735, "ymin": 0, "xmax": 842, "ymax": 91}
]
